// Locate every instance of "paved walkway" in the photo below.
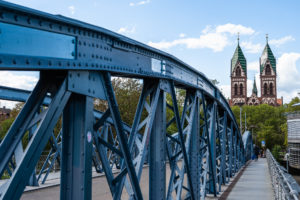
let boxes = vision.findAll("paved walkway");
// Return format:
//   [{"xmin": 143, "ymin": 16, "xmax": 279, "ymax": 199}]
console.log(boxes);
[{"xmin": 227, "ymin": 158, "xmax": 274, "ymax": 200}]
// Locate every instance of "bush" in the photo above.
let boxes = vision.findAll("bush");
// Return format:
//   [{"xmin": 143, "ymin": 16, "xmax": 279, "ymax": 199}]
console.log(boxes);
[{"xmin": 272, "ymin": 144, "xmax": 282, "ymax": 161}]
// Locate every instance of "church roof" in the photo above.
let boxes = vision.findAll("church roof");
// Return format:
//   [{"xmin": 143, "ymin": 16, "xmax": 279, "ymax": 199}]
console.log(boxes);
[
  {"xmin": 252, "ymin": 78, "xmax": 258, "ymax": 96},
  {"xmin": 260, "ymin": 43, "xmax": 276, "ymax": 73},
  {"xmin": 231, "ymin": 44, "xmax": 247, "ymax": 75}
]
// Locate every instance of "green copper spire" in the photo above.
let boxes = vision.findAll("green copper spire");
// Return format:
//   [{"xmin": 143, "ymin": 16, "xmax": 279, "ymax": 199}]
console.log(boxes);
[
  {"xmin": 252, "ymin": 77, "xmax": 257, "ymax": 96},
  {"xmin": 231, "ymin": 35, "xmax": 247, "ymax": 75},
  {"xmin": 260, "ymin": 34, "xmax": 276, "ymax": 74}
]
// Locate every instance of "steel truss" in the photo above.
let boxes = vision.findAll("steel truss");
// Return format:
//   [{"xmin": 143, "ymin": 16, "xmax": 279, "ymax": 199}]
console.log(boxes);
[{"xmin": 0, "ymin": 1, "xmax": 253, "ymax": 200}]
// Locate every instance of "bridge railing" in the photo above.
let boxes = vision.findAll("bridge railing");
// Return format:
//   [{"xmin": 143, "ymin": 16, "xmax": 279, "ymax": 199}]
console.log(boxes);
[{"xmin": 266, "ymin": 149, "xmax": 299, "ymax": 200}]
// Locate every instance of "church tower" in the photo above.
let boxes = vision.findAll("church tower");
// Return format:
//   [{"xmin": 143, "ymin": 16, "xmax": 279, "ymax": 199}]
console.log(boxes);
[
  {"xmin": 230, "ymin": 36, "xmax": 247, "ymax": 105},
  {"xmin": 260, "ymin": 35, "xmax": 277, "ymax": 105}
]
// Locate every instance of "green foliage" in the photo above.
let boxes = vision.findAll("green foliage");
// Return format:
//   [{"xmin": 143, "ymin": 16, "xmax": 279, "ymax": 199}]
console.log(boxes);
[
  {"xmin": 231, "ymin": 100, "xmax": 300, "ymax": 150},
  {"xmin": 272, "ymin": 144, "xmax": 282, "ymax": 161},
  {"xmin": 0, "ymin": 117, "xmax": 15, "ymax": 141},
  {"xmin": 94, "ymin": 77, "xmax": 142, "ymax": 126},
  {"xmin": 210, "ymin": 79, "xmax": 219, "ymax": 86}
]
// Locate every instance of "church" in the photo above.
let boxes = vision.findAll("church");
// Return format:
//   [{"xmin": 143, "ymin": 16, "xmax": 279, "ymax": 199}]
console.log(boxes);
[{"xmin": 229, "ymin": 36, "xmax": 283, "ymax": 106}]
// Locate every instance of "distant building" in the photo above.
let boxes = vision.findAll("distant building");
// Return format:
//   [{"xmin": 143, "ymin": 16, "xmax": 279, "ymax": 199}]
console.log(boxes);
[
  {"xmin": 229, "ymin": 35, "xmax": 283, "ymax": 106},
  {"xmin": 0, "ymin": 106, "xmax": 11, "ymax": 121},
  {"xmin": 286, "ymin": 112, "xmax": 300, "ymax": 169}
]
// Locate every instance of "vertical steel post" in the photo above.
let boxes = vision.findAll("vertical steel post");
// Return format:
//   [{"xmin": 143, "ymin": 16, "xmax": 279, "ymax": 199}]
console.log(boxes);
[
  {"xmin": 208, "ymin": 103, "xmax": 217, "ymax": 195},
  {"xmin": 245, "ymin": 112, "xmax": 247, "ymax": 131},
  {"xmin": 240, "ymin": 106, "xmax": 242, "ymax": 133},
  {"xmin": 149, "ymin": 90, "xmax": 166, "ymax": 200},
  {"xmin": 228, "ymin": 122, "xmax": 233, "ymax": 177},
  {"xmin": 189, "ymin": 95, "xmax": 200, "ymax": 199},
  {"xmin": 221, "ymin": 112, "xmax": 227, "ymax": 184},
  {"xmin": 60, "ymin": 94, "xmax": 94, "ymax": 200}
]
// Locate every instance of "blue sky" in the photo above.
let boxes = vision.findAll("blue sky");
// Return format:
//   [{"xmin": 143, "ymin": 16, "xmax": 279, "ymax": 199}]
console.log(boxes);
[{"xmin": 1, "ymin": 0, "xmax": 300, "ymax": 107}]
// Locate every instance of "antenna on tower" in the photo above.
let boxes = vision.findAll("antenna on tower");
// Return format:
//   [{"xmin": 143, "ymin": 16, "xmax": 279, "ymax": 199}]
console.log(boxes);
[
  {"xmin": 237, "ymin": 32, "xmax": 240, "ymax": 44},
  {"xmin": 266, "ymin": 33, "xmax": 269, "ymax": 43}
]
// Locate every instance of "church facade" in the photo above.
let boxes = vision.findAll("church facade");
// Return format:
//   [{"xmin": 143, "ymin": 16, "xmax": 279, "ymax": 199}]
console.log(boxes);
[{"xmin": 229, "ymin": 37, "xmax": 282, "ymax": 106}]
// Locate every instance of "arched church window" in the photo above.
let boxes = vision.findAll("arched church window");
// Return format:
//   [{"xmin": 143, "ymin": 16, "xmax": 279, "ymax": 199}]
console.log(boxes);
[
  {"xmin": 265, "ymin": 65, "xmax": 271, "ymax": 75},
  {"xmin": 270, "ymin": 83, "xmax": 273, "ymax": 95},
  {"xmin": 240, "ymin": 83, "xmax": 243, "ymax": 95},
  {"xmin": 264, "ymin": 83, "xmax": 268, "ymax": 95},
  {"xmin": 236, "ymin": 67, "xmax": 241, "ymax": 76},
  {"xmin": 234, "ymin": 84, "xmax": 238, "ymax": 95}
]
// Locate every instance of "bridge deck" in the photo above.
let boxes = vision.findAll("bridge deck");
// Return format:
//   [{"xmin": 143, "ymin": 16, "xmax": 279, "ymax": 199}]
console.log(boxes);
[{"xmin": 227, "ymin": 158, "xmax": 274, "ymax": 200}]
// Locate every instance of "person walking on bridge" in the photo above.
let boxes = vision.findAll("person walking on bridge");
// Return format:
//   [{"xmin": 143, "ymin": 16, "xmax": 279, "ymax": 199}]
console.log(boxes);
[{"xmin": 254, "ymin": 145, "xmax": 260, "ymax": 161}]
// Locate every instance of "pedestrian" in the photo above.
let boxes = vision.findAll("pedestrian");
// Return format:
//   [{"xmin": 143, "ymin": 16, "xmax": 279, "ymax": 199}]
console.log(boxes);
[{"xmin": 254, "ymin": 145, "xmax": 260, "ymax": 161}]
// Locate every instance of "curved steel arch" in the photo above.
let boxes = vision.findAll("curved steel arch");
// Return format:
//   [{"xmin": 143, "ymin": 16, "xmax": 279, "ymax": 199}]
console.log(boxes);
[{"xmin": 0, "ymin": 2, "xmax": 246, "ymax": 200}]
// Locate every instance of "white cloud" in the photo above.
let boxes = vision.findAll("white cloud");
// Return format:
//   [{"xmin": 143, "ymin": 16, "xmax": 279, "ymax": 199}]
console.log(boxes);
[
  {"xmin": 240, "ymin": 41, "xmax": 263, "ymax": 54},
  {"xmin": 202, "ymin": 25, "xmax": 213, "ymax": 34},
  {"xmin": 255, "ymin": 73, "xmax": 261, "ymax": 95},
  {"xmin": 219, "ymin": 84, "xmax": 231, "ymax": 99},
  {"xmin": 0, "ymin": 71, "xmax": 38, "ymax": 108},
  {"xmin": 129, "ymin": 0, "xmax": 150, "ymax": 6},
  {"xmin": 276, "ymin": 52, "xmax": 300, "ymax": 103},
  {"xmin": 117, "ymin": 26, "xmax": 136, "ymax": 35},
  {"xmin": 68, "ymin": 5, "xmax": 75, "ymax": 15},
  {"xmin": 248, "ymin": 61, "xmax": 259, "ymax": 71},
  {"xmin": 148, "ymin": 32, "xmax": 229, "ymax": 52},
  {"xmin": 216, "ymin": 23, "xmax": 255, "ymax": 35},
  {"xmin": 148, "ymin": 23, "xmax": 255, "ymax": 52},
  {"xmin": 269, "ymin": 36, "xmax": 295, "ymax": 47},
  {"xmin": 179, "ymin": 33, "xmax": 186, "ymax": 38}
]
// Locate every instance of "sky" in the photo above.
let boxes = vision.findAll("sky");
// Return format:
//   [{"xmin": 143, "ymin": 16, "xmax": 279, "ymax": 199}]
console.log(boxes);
[{"xmin": 1, "ymin": 0, "xmax": 300, "ymax": 108}]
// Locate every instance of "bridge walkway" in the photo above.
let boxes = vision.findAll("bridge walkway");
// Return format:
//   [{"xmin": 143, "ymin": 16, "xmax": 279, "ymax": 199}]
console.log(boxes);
[{"xmin": 226, "ymin": 158, "xmax": 274, "ymax": 200}]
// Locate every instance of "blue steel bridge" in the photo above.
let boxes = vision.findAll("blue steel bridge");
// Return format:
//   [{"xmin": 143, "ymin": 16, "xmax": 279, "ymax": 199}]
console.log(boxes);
[{"xmin": 0, "ymin": 1, "xmax": 296, "ymax": 200}]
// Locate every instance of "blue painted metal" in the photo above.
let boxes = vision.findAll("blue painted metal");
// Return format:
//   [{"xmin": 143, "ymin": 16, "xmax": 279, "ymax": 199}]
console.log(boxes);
[
  {"xmin": 60, "ymin": 94, "xmax": 93, "ymax": 200},
  {"xmin": 149, "ymin": 86, "xmax": 166, "ymax": 200},
  {"xmin": 0, "ymin": 22, "xmax": 75, "ymax": 59},
  {"xmin": 0, "ymin": 2, "xmax": 251, "ymax": 199},
  {"xmin": 243, "ymin": 131, "xmax": 253, "ymax": 162},
  {"xmin": 0, "ymin": 73, "xmax": 71, "ymax": 199}
]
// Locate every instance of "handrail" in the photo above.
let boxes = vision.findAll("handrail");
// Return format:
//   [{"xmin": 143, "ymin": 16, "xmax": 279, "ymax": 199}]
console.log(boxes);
[{"xmin": 266, "ymin": 149, "xmax": 299, "ymax": 200}]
